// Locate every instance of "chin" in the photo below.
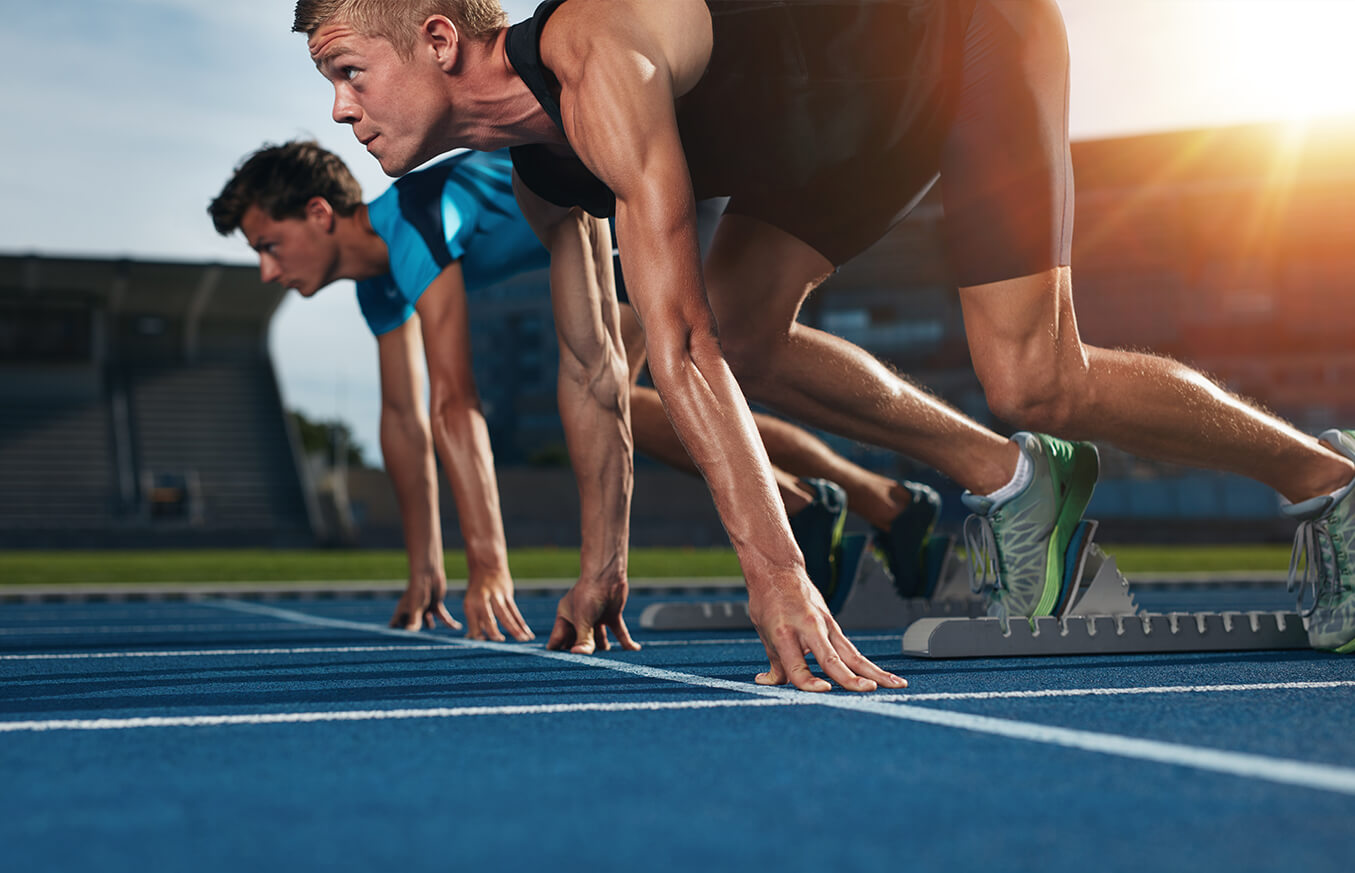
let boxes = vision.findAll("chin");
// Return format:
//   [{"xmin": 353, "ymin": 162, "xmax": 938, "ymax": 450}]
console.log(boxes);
[{"xmin": 376, "ymin": 149, "xmax": 421, "ymax": 177}]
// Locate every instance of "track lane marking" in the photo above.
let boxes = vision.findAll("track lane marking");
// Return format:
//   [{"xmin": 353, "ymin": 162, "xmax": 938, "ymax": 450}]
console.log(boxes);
[
  {"xmin": 885, "ymin": 681, "xmax": 1355, "ymax": 701},
  {"xmin": 0, "ymin": 623, "xmax": 331, "ymax": 636},
  {"xmin": 49, "ymin": 598, "xmax": 1353, "ymax": 797},
  {"xmin": 0, "ymin": 644, "xmax": 459, "ymax": 661},
  {"xmin": 0, "ymin": 636, "xmax": 899, "ymax": 658},
  {"xmin": 0, "ymin": 698, "xmax": 796, "ymax": 732}
]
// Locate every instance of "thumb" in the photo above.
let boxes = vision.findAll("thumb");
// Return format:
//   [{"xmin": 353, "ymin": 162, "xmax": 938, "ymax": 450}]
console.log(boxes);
[{"xmin": 546, "ymin": 615, "xmax": 576, "ymax": 651}]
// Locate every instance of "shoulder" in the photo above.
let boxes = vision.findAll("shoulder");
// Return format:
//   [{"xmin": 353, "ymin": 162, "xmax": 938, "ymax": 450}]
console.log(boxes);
[{"xmin": 541, "ymin": 0, "xmax": 712, "ymax": 94}]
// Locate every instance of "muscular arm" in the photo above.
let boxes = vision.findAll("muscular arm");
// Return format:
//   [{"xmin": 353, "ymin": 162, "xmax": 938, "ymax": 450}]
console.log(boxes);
[
  {"xmin": 414, "ymin": 262, "xmax": 533, "ymax": 641},
  {"xmin": 377, "ymin": 316, "xmax": 460, "ymax": 631},
  {"xmin": 539, "ymin": 0, "xmax": 902, "ymax": 690},
  {"xmin": 516, "ymin": 179, "xmax": 638, "ymax": 654}
]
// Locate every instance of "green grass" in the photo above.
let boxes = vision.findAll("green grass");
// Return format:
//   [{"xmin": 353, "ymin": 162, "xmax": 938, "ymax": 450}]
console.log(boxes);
[
  {"xmin": 0, "ymin": 548, "xmax": 743, "ymax": 586},
  {"xmin": 1095, "ymin": 543, "xmax": 1290, "ymax": 574},
  {"xmin": 0, "ymin": 543, "xmax": 1292, "ymax": 587}
]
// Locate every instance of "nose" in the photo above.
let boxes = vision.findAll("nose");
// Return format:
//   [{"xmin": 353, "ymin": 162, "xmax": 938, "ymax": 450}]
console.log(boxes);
[
  {"xmin": 259, "ymin": 255, "xmax": 282, "ymax": 285},
  {"xmin": 332, "ymin": 84, "xmax": 361, "ymax": 126}
]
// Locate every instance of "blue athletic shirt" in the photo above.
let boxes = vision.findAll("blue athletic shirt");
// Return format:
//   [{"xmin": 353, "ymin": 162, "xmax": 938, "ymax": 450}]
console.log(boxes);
[{"xmin": 356, "ymin": 149, "xmax": 550, "ymax": 335}]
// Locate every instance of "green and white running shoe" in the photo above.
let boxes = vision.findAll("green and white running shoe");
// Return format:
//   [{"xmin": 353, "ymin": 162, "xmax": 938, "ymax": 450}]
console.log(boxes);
[
  {"xmin": 961, "ymin": 432, "xmax": 1100, "ymax": 626},
  {"xmin": 1281, "ymin": 429, "xmax": 1355, "ymax": 653}
]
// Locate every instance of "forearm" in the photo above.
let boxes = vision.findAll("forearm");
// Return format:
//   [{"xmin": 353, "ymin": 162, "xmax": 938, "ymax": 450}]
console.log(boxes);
[
  {"xmin": 544, "ymin": 214, "xmax": 634, "ymax": 587},
  {"xmin": 645, "ymin": 321, "xmax": 802, "ymax": 583},
  {"xmin": 428, "ymin": 400, "xmax": 510, "ymax": 578},
  {"xmin": 379, "ymin": 408, "xmax": 443, "ymax": 575},
  {"xmin": 558, "ymin": 337, "xmax": 633, "ymax": 586},
  {"xmin": 614, "ymin": 201, "xmax": 803, "ymax": 588}
]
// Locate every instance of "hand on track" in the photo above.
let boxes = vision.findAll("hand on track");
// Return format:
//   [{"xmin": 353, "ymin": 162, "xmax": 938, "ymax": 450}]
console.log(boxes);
[
  {"xmin": 748, "ymin": 576, "xmax": 907, "ymax": 693},
  {"xmin": 463, "ymin": 570, "xmax": 535, "ymax": 642},
  {"xmin": 390, "ymin": 572, "xmax": 462, "ymax": 632},
  {"xmin": 547, "ymin": 578, "xmax": 641, "ymax": 655}
]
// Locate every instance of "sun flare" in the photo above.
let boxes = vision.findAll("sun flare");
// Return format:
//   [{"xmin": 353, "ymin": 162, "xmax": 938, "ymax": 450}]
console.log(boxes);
[{"xmin": 1205, "ymin": 1, "xmax": 1355, "ymax": 123}]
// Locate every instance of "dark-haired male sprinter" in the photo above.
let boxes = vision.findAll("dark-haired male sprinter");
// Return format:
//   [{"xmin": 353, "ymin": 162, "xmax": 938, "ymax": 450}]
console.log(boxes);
[
  {"xmin": 211, "ymin": 144, "xmax": 540, "ymax": 641},
  {"xmin": 211, "ymin": 140, "xmax": 940, "ymax": 651},
  {"xmin": 294, "ymin": 0, "xmax": 1355, "ymax": 689}
]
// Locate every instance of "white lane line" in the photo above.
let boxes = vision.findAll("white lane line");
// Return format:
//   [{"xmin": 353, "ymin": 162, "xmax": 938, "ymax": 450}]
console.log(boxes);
[
  {"xmin": 197, "ymin": 600, "xmax": 1355, "ymax": 796},
  {"xmin": 883, "ymin": 681, "xmax": 1355, "ymax": 702},
  {"xmin": 0, "ymin": 698, "xmax": 795, "ymax": 733},
  {"xmin": 0, "ymin": 645, "xmax": 459, "ymax": 662},
  {"xmin": 639, "ymin": 634, "xmax": 902, "ymax": 647},
  {"xmin": 0, "ymin": 623, "xmax": 330, "ymax": 636}
]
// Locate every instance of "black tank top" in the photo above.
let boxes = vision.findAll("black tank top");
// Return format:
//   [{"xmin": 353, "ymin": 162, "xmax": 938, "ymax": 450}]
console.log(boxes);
[{"xmin": 506, "ymin": 0, "xmax": 970, "ymax": 221}]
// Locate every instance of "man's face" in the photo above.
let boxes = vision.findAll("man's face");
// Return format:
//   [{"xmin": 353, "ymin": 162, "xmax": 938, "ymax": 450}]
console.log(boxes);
[
  {"xmin": 239, "ymin": 204, "xmax": 342, "ymax": 298},
  {"xmin": 309, "ymin": 22, "xmax": 450, "ymax": 176}
]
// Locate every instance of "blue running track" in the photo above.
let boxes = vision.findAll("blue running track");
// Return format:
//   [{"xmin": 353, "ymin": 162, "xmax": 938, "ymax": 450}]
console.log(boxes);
[{"xmin": 2, "ymin": 585, "xmax": 1352, "ymax": 873}]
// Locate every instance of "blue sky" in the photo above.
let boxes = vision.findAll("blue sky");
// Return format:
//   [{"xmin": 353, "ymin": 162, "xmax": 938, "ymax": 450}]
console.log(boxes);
[{"xmin": 7, "ymin": 0, "xmax": 1355, "ymax": 463}]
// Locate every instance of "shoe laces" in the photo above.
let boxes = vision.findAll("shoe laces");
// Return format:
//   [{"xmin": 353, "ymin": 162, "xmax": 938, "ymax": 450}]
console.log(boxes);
[
  {"xmin": 965, "ymin": 512, "xmax": 1016, "ymax": 631},
  {"xmin": 963, "ymin": 512, "xmax": 1001, "ymax": 598},
  {"xmin": 1288, "ymin": 517, "xmax": 1334, "ymax": 618}
]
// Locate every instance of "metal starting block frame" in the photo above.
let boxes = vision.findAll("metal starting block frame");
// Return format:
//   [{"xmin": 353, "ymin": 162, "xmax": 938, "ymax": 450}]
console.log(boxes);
[
  {"xmin": 639, "ymin": 533, "xmax": 984, "ymax": 632},
  {"xmin": 901, "ymin": 520, "xmax": 1310, "ymax": 658}
]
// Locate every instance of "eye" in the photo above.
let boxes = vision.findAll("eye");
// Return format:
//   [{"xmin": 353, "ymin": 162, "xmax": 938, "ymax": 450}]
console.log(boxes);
[{"xmin": 341, "ymin": 66, "xmax": 360, "ymax": 82}]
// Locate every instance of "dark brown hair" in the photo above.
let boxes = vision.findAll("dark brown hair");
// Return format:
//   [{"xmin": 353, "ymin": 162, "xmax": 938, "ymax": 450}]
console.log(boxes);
[{"xmin": 209, "ymin": 140, "xmax": 364, "ymax": 235}]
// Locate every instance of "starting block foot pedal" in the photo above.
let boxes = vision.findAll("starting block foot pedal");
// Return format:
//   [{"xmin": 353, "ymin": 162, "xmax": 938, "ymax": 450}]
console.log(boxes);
[
  {"xmin": 901, "ymin": 610, "xmax": 1309, "ymax": 658},
  {"xmin": 639, "ymin": 532, "xmax": 984, "ymax": 632},
  {"xmin": 902, "ymin": 521, "xmax": 1308, "ymax": 657},
  {"xmin": 638, "ymin": 598, "xmax": 752, "ymax": 631}
]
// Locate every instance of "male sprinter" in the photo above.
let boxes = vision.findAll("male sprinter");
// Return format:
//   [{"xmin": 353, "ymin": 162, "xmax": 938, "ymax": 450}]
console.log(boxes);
[
  {"xmin": 211, "ymin": 143, "xmax": 539, "ymax": 641},
  {"xmin": 294, "ymin": 0, "xmax": 1355, "ymax": 685},
  {"xmin": 211, "ymin": 140, "xmax": 940, "ymax": 650}
]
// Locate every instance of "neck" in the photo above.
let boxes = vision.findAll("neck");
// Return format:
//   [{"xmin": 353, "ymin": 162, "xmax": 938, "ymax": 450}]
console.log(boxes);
[
  {"xmin": 336, "ymin": 205, "xmax": 390, "ymax": 282},
  {"xmin": 447, "ymin": 29, "xmax": 566, "ymax": 149}
]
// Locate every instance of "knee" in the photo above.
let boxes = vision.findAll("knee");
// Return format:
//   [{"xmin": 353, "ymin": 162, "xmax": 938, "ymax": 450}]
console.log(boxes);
[
  {"xmin": 717, "ymin": 323, "xmax": 787, "ymax": 399},
  {"xmin": 977, "ymin": 358, "xmax": 1086, "ymax": 434}
]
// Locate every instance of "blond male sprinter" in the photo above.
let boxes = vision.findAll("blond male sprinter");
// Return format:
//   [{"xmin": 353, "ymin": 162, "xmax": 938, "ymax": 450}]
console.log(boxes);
[{"xmin": 294, "ymin": 0, "xmax": 1355, "ymax": 690}]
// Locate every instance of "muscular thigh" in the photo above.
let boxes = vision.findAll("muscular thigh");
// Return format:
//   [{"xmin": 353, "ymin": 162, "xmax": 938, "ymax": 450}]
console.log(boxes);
[{"xmin": 702, "ymin": 214, "xmax": 835, "ymax": 345}]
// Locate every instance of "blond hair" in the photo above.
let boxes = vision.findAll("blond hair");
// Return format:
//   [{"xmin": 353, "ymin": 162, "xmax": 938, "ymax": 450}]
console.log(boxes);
[{"xmin": 293, "ymin": 0, "xmax": 507, "ymax": 56}]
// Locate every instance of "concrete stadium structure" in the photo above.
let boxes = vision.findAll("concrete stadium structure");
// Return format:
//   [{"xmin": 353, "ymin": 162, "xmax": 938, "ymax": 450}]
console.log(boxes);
[{"xmin": 0, "ymin": 256, "xmax": 320, "ymax": 547}]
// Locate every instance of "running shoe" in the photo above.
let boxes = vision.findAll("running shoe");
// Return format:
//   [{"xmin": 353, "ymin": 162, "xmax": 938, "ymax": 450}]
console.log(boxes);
[
  {"xmin": 1282, "ymin": 429, "xmax": 1355, "ymax": 653},
  {"xmin": 872, "ymin": 481, "xmax": 942, "ymax": 598},
  {"xmin": 961, "ymin": 432, "xmax": 1100, "ymax": 626},
  {"xmin": 789, "ymin": 478, "xmax": 849, "ymax": 603}
]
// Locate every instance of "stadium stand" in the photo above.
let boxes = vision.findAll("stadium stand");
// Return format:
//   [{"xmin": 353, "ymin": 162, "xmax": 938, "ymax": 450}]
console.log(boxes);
[{"xmin": 0, "ymin": 254, "xmax": 321, "ymax": 548}]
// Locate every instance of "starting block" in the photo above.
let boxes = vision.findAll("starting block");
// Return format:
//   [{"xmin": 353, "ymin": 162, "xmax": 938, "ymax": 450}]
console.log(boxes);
[
  {"xmin": 901, "ymin": 520, "xmax": 1310, "ymax": 658},
  {"xmin": 638, "ymin": 532, "xmax": 984, "ymax": 632}
]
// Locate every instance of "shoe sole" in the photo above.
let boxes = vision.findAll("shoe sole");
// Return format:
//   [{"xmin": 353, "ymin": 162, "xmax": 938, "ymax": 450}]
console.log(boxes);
[
  {"xmin": 1033, "ymin": 437, "xmax": 1100, "ymax": 617},
  {"xmin": 878, "ymin": 496, "xmax": 941, "ymax": 598},
  {"xmin": 1320, "ymin": 635, "xmax": 1355, "ymax": 654}
]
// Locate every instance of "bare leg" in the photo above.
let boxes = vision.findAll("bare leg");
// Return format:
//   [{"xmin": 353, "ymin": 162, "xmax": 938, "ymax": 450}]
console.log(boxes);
[
  {"xmin": 620, "ymin": 302, "xmax": 920, "ymax": 525},
  {"xmin": 704, "ymin": 214, "xmax": 1019, "ymax": 496},
  {"xmin": 960, "ymin": 267, "xmax": 1355, "ymax": 503}
]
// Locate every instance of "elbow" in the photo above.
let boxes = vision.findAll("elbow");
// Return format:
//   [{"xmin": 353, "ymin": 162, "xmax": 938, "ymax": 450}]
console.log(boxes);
[{"xmin": 644, "ymin": 315, "xmax": 722, "ymax": 391}]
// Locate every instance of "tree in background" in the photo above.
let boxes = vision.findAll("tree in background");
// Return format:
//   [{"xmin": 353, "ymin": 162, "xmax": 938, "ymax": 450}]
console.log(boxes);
[{"xmin": 289, "ymin": 410, "xmax": 369, "ymax": 469}]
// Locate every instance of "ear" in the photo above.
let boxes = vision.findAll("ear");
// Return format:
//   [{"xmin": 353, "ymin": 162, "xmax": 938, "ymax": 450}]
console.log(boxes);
[
  {"xmin": 305, "ymin": 196, "xmax": 337, "ymax": 231},
  {"xmin": 423, "ymin": 15, "xmax": 461, "ymax": 72}
]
